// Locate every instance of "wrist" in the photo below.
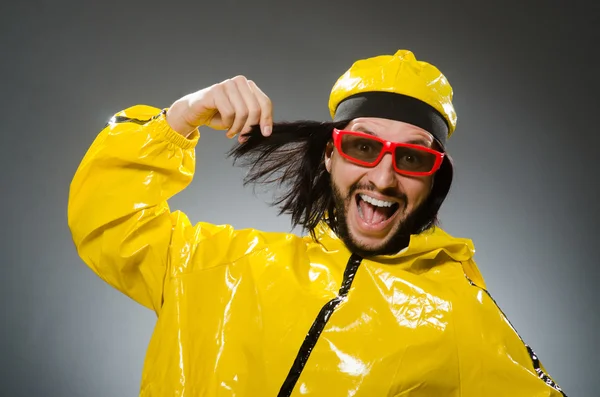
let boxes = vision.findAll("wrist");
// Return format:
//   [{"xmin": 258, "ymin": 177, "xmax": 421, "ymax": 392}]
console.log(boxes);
[{"xmin": 166, "ymin": 101, "xmax": 197, "ymax": 137}]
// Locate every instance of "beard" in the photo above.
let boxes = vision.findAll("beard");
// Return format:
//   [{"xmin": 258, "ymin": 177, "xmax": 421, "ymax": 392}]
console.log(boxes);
[{"xmin": 330, "ymin": 179, "xmax": 424, "ymax": 257}]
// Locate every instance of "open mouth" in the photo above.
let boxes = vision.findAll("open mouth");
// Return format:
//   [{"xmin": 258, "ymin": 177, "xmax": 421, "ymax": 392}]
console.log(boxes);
[{"xmin": 356, "ymin": 193, "xmax": 400, "ymax": 225}]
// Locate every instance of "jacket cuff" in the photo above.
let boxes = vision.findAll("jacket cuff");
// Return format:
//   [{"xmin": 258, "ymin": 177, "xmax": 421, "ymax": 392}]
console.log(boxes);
[{"xmin": 151, "ymin": 109, "xmax": 200, "ymax": 150}]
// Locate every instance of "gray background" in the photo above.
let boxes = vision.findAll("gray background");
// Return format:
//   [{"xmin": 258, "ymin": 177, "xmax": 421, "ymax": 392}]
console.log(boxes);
[{"xmin": 1, "ymin": 0, "xmax": 598, "ymax": 396}]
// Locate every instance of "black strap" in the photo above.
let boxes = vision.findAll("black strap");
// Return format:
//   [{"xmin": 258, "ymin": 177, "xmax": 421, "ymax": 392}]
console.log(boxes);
[
  {"xmin": 277, "ymin": 254, "xmax": 363, "ymax": 397},
  {"xmin": 105, "ymin": 109, "xmax": 166, "ymax": 127},
  {"xmin": 465, "ymin": 277, "xmax": 567, "ymax": 396},
  {"xmin": 333, "ymin": 91, "xmax": 449, "ymax": 147}
]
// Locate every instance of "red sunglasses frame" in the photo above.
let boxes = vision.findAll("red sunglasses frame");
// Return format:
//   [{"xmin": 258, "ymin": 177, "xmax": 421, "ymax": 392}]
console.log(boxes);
[{"xmin": 332, "ymin": 128, "xmax": 445, "ymax": 176}]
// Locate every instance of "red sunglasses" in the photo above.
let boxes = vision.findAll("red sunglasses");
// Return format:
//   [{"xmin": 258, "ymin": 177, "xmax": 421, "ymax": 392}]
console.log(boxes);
[{"xmin": 332, "ymin": 129, "xmax": 445, "ymax": 176}]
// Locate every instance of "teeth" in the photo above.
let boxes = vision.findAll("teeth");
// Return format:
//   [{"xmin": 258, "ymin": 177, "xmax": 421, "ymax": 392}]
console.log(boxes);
[{"xmin": 359, "ymin": 194, "xmax": 395, "ymax": 208}]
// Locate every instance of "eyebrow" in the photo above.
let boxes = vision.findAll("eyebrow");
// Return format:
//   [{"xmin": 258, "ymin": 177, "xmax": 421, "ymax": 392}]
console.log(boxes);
[
  {"xmin": 352, "ymin": 127, "xmax": 432, "ymax": 147},
  {"xmin": 353, "ymin": 126, "xmax": 377, "ymax": 136},
  {"xmin": 405, "ymin": 138, "xmax": 433, "ymax": 147}
]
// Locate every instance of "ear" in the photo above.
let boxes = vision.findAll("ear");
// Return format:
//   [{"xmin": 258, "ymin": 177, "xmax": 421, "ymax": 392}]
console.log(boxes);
[{"xmin": 325, "ymin": 141, "xmax": 334, "ymax": 173}]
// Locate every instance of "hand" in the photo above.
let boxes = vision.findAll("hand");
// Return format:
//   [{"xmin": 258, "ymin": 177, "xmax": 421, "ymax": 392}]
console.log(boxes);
[{"xmin": 166, "ymin": 76, "xmax": 273, "ymax": 143}]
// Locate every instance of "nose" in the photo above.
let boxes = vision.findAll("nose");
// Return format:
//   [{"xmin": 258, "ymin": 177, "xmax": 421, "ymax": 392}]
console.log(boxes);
[{"xmin": 367, "ymin": 153, "xmax": 397, "ymax": 191}]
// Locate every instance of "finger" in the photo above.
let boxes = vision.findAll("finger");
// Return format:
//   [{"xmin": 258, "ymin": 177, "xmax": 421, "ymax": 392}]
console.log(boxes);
[
  {"xmin": 238, "ymin": 134, "xmax": 249, "ymax": 144},
  {"xmin": 233, "ymin": 76, "xmax": 261, "ymax": 135},
  {"xmin": 223, "ymin": 79, "xmax": 248, "ymax": 138},
  {"xmin": 208, "ymin": 85, "xmax": 235, "ymax": 131},
  {"xmin": 248, "ymin": 80, "xmax": 273, "ymax": 136}
]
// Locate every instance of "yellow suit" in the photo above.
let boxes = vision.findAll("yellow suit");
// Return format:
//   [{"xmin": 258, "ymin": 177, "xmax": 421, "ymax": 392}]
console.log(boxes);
[{"xmin": 68, "ymin": 105, "xmax": 565, "ymax": 396}]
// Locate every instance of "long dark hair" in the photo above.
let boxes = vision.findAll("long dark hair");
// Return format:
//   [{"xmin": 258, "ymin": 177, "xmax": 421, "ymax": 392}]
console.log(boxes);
[{"xmin": 227, "ymin": 121, "xmax": 454, "ymax": 239}]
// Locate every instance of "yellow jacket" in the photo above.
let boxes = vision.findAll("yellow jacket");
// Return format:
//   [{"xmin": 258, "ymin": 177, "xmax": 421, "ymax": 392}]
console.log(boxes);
[{"xmin": 68, "ymin": 105, "xmax": 566, "ymax": 396}]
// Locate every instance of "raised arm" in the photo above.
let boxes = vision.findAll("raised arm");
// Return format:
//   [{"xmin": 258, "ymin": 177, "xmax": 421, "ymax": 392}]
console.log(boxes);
[{"xmin": 67, "ymin": 76, "xmax": 273, "ymax": 313}]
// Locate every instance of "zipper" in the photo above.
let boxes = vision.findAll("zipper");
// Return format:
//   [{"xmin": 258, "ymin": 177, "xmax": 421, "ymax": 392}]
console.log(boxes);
[
  {"xmin": 465, "ymin": 276, "xmax": 567, "ymax": 396},
  {"xmin": 106, "ymin": 109, "xmax": 166, "ymax": 127},
  {"xmin": 277, "ymin": 253, "xmax": 363, "ymax": 397}
]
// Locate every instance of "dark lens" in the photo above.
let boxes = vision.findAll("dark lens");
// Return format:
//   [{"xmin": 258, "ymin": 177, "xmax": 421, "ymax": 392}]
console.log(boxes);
[
  {"xmin": 341, "ymin": 135, "xmax": 383, "ymax": 163},
  {"xmin": 394, "ymin": 146, "xmax": 436, "ymax": 172}
]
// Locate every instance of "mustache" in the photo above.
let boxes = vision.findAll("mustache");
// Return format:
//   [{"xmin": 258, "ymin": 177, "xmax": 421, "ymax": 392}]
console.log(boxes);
[{"xmin": 347, "ymin": 182, "xmax": 408, "ymax": 211}]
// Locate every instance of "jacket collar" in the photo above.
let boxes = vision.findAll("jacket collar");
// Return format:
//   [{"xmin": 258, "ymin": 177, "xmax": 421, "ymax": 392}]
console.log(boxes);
[{"xmin": 310, "ymin": 221, "xmax": 487, "ymax": 289}]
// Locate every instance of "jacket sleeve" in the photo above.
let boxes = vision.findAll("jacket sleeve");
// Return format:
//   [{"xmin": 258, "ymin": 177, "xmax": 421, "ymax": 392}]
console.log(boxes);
[{"xmin": 67, "ymin": 104, "xmax": 201, "ymax": 313}]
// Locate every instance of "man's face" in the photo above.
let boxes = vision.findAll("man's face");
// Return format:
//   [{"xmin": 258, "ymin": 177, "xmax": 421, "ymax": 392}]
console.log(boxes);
[{"xmin": 325, "ymin": 117, "xmax": 436, "ymax": 256}]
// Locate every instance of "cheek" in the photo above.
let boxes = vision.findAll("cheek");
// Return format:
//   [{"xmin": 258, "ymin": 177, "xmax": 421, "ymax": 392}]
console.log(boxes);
[
  {"xmin": 331, "ymin": 156, "xmax": 365, "ymax": 193},
  {"xmin": 403, "ymin": 177, "xmax": 433, "ymax": 208}
]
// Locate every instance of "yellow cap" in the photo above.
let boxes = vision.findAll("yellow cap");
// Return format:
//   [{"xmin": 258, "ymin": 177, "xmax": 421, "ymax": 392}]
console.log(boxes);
[{"xmin": 329, "ymin": 50, "xmax": 457, "ymax": 137}]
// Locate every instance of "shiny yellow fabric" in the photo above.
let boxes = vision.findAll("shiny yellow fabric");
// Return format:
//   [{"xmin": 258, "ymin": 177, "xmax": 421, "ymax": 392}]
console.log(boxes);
[
  {"xmin": 68, "ymin": 105, "xmax": 563, "ymax": 396},
  {"xmin": 329, "ymin": 50, "xmax": 457, "ymax": 135}
]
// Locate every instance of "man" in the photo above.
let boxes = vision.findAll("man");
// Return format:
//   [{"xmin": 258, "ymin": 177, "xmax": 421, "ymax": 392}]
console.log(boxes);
[{"xmin": 68, "ymin": 50, "xmax": 566, "ymax": 396}]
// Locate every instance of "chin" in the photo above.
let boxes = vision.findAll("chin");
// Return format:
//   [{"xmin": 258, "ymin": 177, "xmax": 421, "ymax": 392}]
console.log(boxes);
[
  {"xmin": 345, "ymin": 225, "xmax": 404, "ymax": 257},
  {"xmin": 350, "ymin": 228, "xmax": 389, "ymax": 247}
]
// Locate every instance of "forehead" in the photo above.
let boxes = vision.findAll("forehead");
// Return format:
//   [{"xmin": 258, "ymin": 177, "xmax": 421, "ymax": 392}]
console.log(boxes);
[{"xmin": 346, "ymin": 117, "xmax": 434, "ymax": 143}]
